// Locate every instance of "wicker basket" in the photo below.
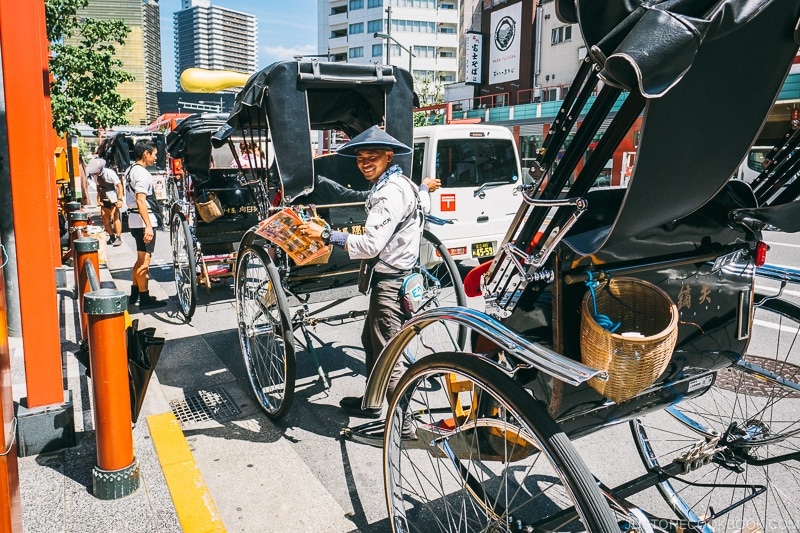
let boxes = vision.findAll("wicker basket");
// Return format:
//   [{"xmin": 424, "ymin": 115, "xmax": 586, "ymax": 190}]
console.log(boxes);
[
  {"xmin": 580, "ymin": 277, "xmax": 678, "ymax": 403},
  {"xmin": 196, "ymin": 192, "xmax": 223, "ymax": 223}
]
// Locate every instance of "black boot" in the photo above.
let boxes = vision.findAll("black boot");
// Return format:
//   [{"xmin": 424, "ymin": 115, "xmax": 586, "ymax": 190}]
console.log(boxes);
[
  {"xmin": 129, "ymin": 286, "xmax": 139, "ymax": 306},
  {"xmin": 138, "ymin": 291, "xmax": 167, "ymax": 310}
]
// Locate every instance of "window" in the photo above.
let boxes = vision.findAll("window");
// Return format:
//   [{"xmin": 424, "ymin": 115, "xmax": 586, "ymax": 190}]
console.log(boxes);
[
  {"xmin": 412, "ymin": 45, "xmax": 435, "ymax": 58},
  {"xmin": 551, "ymin": 25, "xmax": 572, "ymax": 45},
  {"xmin": 393, "ymin": 0, "xmax": 436, "ymax": 6},
  {"xmin": 391, "ymin": 19, "xmax": 435, "ymax": 33},
  {"xmin": 349, "ymin": 0, "xmax": 364, "ymax": 9},
  {"xmin": 372, "ymin": 43, "xmax": 383, "ymax": 57},
  {"xmin": 349, "ymin": 46, "xmax": 364, "ymax": 59},
  {"xmin": 330, "ymin": 4, "xmax": 347, "ymax": 15},
  {"xmin": 368, "ymin": 0, "xmax": 382, "ymax": 6},
  {"xmin": 349, "ymin": 22, "xmax": 364, "ymax": 34},
  {"xmin": 331, "ymin": 28, "xmax": 347, "ymax": 39},
  {"xmin": 542, "ymin": 87, "xmax": 559, "ymax": 102},
  {"xmin": 367, "ymin": 19, "xmax": 383, "ymax": 33}
]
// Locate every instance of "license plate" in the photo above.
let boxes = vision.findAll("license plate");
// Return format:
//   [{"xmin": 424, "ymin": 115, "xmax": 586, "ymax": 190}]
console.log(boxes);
[{"xmin": 472, "ymin": 241, "xmax": 495, "ymax": 258}]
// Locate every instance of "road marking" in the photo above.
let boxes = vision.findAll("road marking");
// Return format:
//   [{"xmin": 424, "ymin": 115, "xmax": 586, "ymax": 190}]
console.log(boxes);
[
  {"xmin": 755, "ymin": 284, "xmax": 800, "ymax": 298},
  {"xmin": 767, "ymin": 241, "xmax": 800, "ymax": 249},
  {"xmin": 753, "ymin": 318, "xmax": 800, "ymax": 333},
  {"xmin": 147, "ymin": 412, "xmax": 226, "ymax": 533}
]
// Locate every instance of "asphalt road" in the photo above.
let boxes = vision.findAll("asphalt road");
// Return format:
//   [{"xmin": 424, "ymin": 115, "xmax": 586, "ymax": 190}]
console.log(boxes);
[{"xmin": 127, "ymin": 225, "xmax": 800, "ymax": 532}]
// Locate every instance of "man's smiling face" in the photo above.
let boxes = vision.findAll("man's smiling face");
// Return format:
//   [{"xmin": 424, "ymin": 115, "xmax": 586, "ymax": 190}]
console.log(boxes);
[{"xmin": 356, "ymin": 148, "xmax": 394, "ymax": 182}]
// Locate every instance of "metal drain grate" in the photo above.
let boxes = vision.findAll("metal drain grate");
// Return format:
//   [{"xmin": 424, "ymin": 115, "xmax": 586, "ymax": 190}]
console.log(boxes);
[
  {"xmin": 170, "ymin": 386, "xmax": 241, "ymax": 425},
  {"xmin": 716, "ymin": 355, "xmax": 800, "ymax": 398}
]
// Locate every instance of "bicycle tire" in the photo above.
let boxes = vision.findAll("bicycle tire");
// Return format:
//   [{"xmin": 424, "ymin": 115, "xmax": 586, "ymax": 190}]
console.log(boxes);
[
  {"xmin": 631, "ymin": 294, "xmax": 800, "ymax": 532},
  {"xmin": 420, "ymin": 229, "xmax": 468, "ymax": 349},
  {"xmin": 171, "ymin": 213, "xmax": 197, "ymax": 319},
  {"xmin": 384, "ymin": 352, "xmax": 620, "ymax": 532},
  {"xmin": 235, "ymin": 244, "xmax": 296, "ymax": 420}
]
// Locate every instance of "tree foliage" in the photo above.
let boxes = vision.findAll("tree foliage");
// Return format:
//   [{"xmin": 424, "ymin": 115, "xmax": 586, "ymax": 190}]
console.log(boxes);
[
  {"xmin": 45, "ymin": 0, "xmax": 134, "ymax": 136},
  {"xmin": 414, "ymin": 76, "xmax": 446, "ymax": 127}
]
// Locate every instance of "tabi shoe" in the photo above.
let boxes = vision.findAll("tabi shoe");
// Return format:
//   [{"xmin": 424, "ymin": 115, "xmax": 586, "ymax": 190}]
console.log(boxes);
[
  {"xmin": 339, "ymin": 396, "xmax": 381, "ymax": 419},
  {"xmin": 138, "ymin": 295, "xmax": 167, "ymax": 310},
  {"xmin": 401, "ymin": 412, "xmax": 418, "ymax": 441}
]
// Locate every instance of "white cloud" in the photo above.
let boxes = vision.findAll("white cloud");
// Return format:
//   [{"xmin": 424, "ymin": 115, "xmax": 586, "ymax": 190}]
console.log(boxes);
[{"xmin": 261, "ymin": 44, "xmax": 320, "ymax": 66}]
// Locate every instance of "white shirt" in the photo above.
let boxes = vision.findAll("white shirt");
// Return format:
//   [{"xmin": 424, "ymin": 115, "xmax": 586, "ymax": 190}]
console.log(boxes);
[
  {"xmin": 125, "ymin": 164, "xmax": 158, "ymax": 229},
  {"xmin": 345, "ymin": 167, "xmax": 431, "ymax": 274}
]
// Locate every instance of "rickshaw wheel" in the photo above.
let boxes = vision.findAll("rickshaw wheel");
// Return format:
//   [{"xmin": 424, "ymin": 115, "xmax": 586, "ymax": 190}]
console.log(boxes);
[
  {"xmin": 171, "ymin": 212, "xmax": 197, "ymax": 319},
  {"xmin": 384, "ymin": 352, "xmax": 620, "ymax": 533},
  {"xmin": 417, "ymin": 230, "xmax": 468, "ymax": 350},
  {"xmin": 631, "ymin": 295, "xmax": 800, "ymax": 532},
  {"xmin": 235, "ymin": 244, "xmax": 295, "ymax": 420}
]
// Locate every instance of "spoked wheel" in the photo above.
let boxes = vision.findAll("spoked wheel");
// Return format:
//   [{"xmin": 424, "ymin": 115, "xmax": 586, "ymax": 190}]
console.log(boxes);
[
  {"xmin": 384, "ymin": 352, "xmax": 620, "ymax": 533},
  {"xmin": 235, "ymin": 244, "xmax": 295, "ymax": 420},
  {"xmin": 405, "ymin": 230, "xmax": 468, "ymax": 360},
  {"xmin": 631, "ymin": 296, "xmax": 800, "ymax": 532},
  {"xmin": 171, "ymin": 212, "xmax": 197, "ymax": 319}
]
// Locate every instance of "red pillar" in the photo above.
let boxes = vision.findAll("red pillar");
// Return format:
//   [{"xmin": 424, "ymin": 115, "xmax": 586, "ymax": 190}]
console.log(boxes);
[
  {"xmin": 0, "ymin": 266, "xmax": 22, "ymax": 532},
  {"xmin": 0, "ymin": 0, "xmax": 65, "ymax": 407}
]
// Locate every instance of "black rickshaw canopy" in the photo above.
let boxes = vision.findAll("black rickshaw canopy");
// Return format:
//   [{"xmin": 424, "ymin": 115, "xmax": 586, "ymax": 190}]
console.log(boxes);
[
  {"xmin": 165, "ymin": 113, "xmax": 230, "ymax": 182},
  {"xmin": 556, "ymin": 0, "xmax": 800, "ymax": 255},
  {"xmin": 216, "ymin": 60, "xmax": 416, "ymax": 203}
]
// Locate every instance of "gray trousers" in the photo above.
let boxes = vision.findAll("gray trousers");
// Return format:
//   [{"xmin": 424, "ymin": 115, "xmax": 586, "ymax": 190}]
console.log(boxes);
[{"xmin": 361, "ymin": 278, "xmax": 406, "ymax": 400}]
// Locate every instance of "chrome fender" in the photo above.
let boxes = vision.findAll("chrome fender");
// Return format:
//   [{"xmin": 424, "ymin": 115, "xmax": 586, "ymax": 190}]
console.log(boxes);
[{"xmin": 362, "ymin": 306, "xmax": 608, "ymax": 410}]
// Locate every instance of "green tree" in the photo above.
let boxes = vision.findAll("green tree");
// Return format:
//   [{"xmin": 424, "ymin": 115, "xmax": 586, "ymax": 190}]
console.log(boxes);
[
  {"xmin": 414, "ymin": 76, "xmax": 445, "ymax": 127},
  {"xmin": 45, "ymin": 0, "xmax": 134, "ymax": 136}
]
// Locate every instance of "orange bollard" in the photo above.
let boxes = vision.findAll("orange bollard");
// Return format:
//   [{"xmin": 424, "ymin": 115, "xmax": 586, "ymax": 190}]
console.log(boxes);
[
  {"xmin": 73, "ymin": 238, "xmax": 99, "ymax": 342},
  {"xmin": 68, "ymin": 211, "xmax": 88, "ymax": 289},
  {"xmin": 84, "ymin": 288, "xmax": 140, "ymax": 499}
]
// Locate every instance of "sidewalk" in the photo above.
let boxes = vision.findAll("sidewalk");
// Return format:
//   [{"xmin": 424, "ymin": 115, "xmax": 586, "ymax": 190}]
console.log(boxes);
[{"xmin": 11, "ymin": 212, "xmax": 360, "ymax": 532}]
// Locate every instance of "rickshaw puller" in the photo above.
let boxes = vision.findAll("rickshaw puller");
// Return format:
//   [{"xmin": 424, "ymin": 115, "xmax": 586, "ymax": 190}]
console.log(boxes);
[{"xmin": 302, "ymin": 126, "xmax": 440, "ymax": 427}]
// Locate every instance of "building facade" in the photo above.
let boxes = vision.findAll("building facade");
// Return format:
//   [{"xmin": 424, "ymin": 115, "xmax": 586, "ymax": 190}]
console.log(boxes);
[
  {"xmin": 78, "ymin": 0, "xmax": 163, "ymax": 125},
  {"xmin": 173, "ymin": 0, "xmax": 258, "ymax": 91},
  {"xmin": 318, "ymin": 0, "xmax": 460, "ymax": 103}
]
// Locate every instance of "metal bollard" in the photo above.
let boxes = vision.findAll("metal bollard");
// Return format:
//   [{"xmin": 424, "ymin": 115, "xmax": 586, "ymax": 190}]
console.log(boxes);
[
  {"xmin": 84, "ymin": 288, "xmax": 140, "ymax": 499},
  {"xmin": 64, "ymin": 201, "xmax": 82, "ymax": 214},
  {"xmin": 68, "ymin": 211, "xmax": 88, "ymax": 289},
  {"xmin": 73, "ymin": 238, "xmax": 99, "ymax": 341}
]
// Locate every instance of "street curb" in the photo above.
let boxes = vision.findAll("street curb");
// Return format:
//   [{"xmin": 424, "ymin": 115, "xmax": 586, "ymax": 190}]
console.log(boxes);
[{"xmin": 147, "ymin": 412, "xmax": 226, "ymax": 533}]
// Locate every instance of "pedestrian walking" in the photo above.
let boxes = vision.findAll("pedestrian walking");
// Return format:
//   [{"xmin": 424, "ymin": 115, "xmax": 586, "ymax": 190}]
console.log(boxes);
[{"xmin": 125, "ymin": 140, "xmax": 167, "ymax": 310}]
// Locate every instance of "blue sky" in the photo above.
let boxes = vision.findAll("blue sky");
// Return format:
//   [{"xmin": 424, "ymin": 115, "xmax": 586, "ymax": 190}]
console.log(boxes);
[{"xmin": 158, "ymin": 0, "xmax": 318, "ymax": 91}]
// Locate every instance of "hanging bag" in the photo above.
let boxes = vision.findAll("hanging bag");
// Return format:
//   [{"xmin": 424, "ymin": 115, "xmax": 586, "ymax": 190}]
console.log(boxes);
[{"xmin": 398, "ymin": 272, "xmax": 426, "ymax": 319}]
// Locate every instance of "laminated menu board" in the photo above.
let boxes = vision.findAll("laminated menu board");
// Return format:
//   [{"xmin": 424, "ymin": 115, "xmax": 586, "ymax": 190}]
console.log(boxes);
[{"xmin": 254, "ymin": 207, "xmax": 331, "ymax": 266}]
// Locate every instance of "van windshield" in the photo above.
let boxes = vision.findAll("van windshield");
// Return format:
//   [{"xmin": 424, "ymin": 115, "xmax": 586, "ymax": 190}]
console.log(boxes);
[{"xmin": 422, "ymin": 138, "xmax": 518, "ymax": 188}]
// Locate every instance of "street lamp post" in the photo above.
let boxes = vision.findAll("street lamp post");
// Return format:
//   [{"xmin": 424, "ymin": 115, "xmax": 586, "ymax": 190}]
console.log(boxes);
[{"xmin": 374, "ymin": 32, "xmax": 414, "ymax": 75}]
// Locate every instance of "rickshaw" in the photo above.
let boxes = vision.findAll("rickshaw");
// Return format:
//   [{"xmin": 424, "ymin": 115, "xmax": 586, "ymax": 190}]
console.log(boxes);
[
  {"xmin": 165, "ymin": 113, "xmax": 261, "ymax": 319},
  {"xmin": 210, "ymin": 61, "xmax": 467, "ymax": 420},
  {"xmin": 344, "ymin": 1, "xmax": 800, "ymax": 531}
]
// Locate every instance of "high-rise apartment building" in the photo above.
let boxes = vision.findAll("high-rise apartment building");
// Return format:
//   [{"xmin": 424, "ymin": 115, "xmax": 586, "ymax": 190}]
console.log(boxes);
[
  {"xmin": 318, "ymin": 0, "xmax": 459, "ymax": 100},
  {"xmin": 173, "ymin": 0, "xmax": 258, "ymax": 91},
  {"xmin": 78, "ymin": 0, "xmax": 163, "ymax": 125}
]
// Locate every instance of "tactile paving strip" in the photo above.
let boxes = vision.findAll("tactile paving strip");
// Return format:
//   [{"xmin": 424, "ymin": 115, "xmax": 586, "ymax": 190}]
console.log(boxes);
[{"xmin": 170, "ymin": 386, "xmax": 241, "ymax": 425}]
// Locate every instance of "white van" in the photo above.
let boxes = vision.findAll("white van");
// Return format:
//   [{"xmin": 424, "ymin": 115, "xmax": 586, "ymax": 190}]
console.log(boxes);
[
  {"xmin": 412, "ymin": 124, "xmax": 523, "ymax": 262},
  {"xmin": 736, "ymin": 146, "xmax": 772, "ymax": 184}
]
